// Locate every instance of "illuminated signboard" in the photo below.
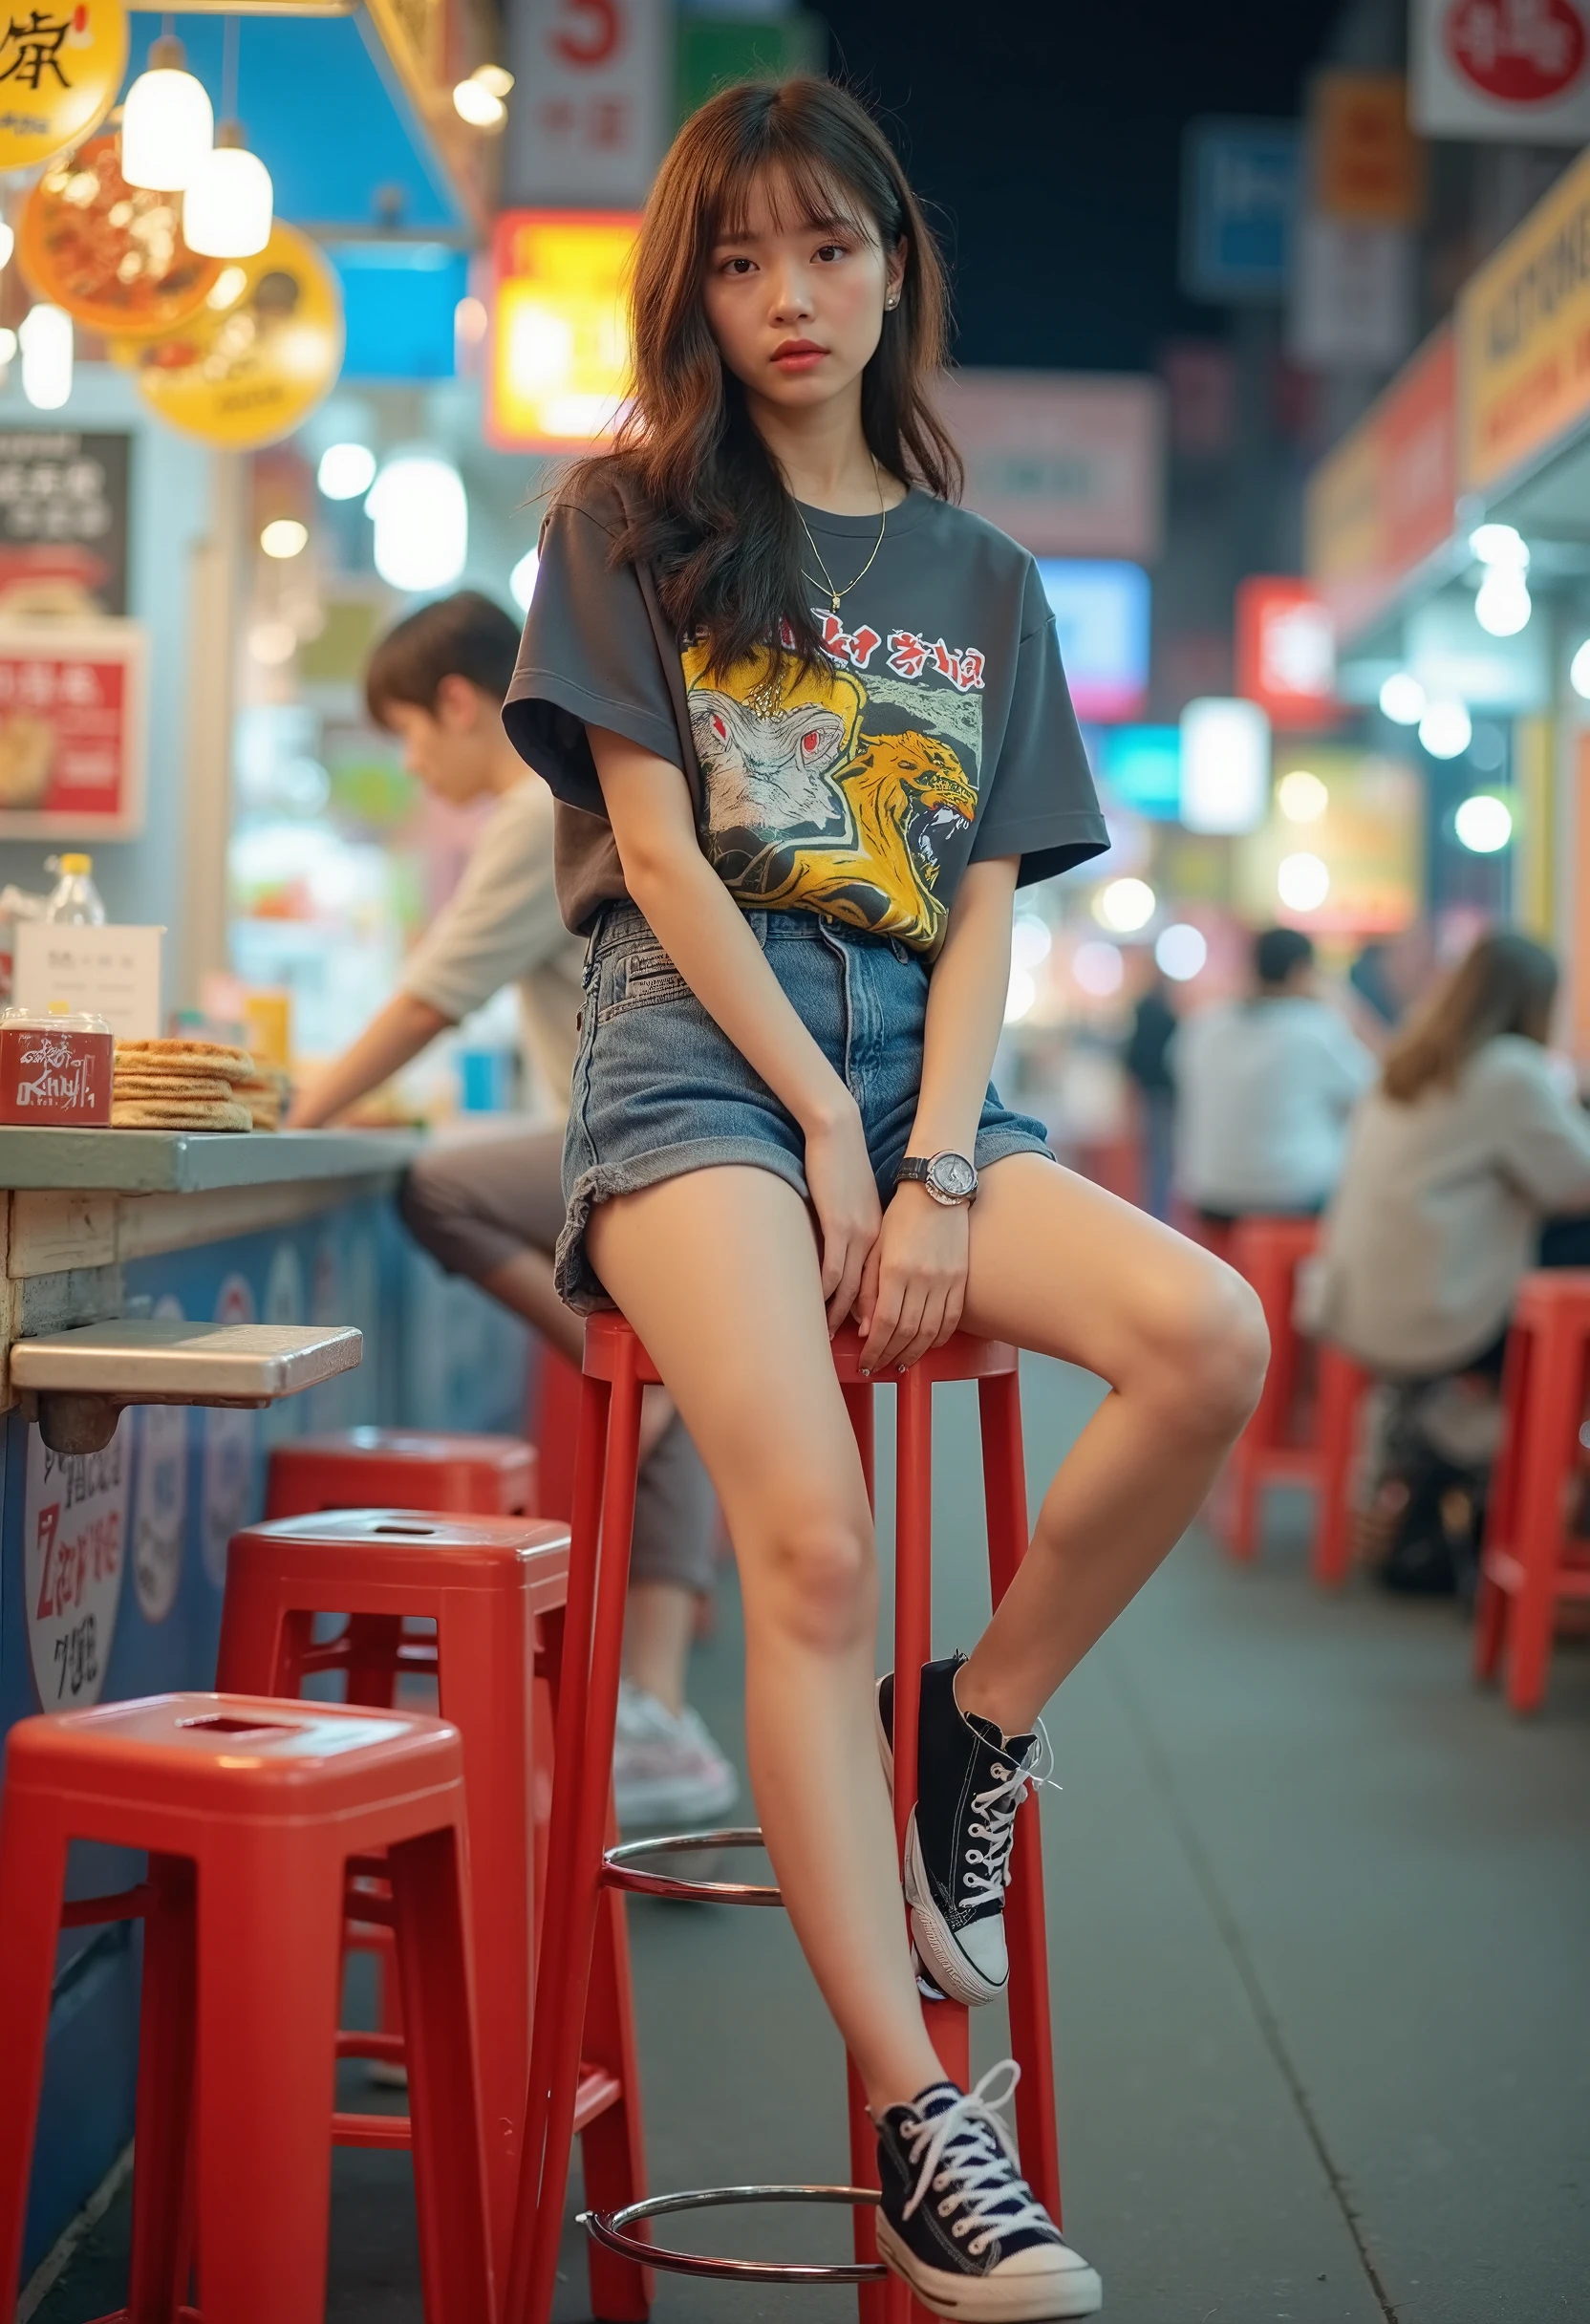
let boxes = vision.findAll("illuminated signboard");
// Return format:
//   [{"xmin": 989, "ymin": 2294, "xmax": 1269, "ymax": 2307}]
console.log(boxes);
[
  {"xmin": 486, "ymin": 208, "xmax": 641, "ymax": 454},
  {"xmin": 1101, "ymin": 725, "xmax": 1181, "ymax": 821},
  {"xmin": 1036, "ymin": 559, "xmax": 1150, "ymax": 722}
]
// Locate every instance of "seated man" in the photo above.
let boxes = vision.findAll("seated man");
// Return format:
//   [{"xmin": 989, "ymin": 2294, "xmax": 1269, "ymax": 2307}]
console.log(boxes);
[
  {"xmin": 1172, "ymin": 926, "xmax": 1375, "ymax": 1227},
  {"xmin": 290, "ymin": 591, "xmax": 735, "ymax": 1826}
]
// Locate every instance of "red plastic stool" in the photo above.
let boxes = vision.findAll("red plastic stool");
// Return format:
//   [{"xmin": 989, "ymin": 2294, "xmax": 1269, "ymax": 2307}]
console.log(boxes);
[
  {"xmin": 1222, "ymin": 1217, "xmax": 1321, "ymax": 1560},
  {"xmin": 1309, "ymin": 1344, "xmax": 1375, "ymax": 1587},
  {"xmin": 529, "ymin": 1349, "xmax": 584, "ymax": 1522},
  {"xmin": 505, "ymin": 1313, "xmax": 1063, "ymax": 2324},
  {"xmin": 266, "ymin": 1427, "xmax": 539, "ymax": 1519},
  {"xmin": 0, "ymin": 1692, "xmax": 489, "ymax": 2324},
  {"xmin": 214, "ymin": 1509, "xmax": 630, "ymax": 2292},
  {"xmin": 1474, "ymin": 1271, "xmax": 1590, "ymax": 1712}
]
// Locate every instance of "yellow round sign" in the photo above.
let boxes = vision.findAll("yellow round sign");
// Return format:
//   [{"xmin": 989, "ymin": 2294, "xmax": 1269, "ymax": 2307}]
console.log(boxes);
[
  {"xmin": 0, "ymin": 0, "xmax": 128, "ymax": 174},
  {"xmin": 118, "ymin": 222, "xmax": 345, "ymax": 450},
  {"xmin": 21, "ymin": 133, "xmax": 223, "ymax": 338}
]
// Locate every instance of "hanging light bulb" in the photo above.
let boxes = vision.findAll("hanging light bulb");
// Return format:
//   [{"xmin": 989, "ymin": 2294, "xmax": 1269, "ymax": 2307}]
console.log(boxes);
[
  {"xmin": 120, "ymin": 34, "xmax": 214, "ymax": 193},
  {"xmin": 183, "ymin": 121, "xmax": 273, "ymax": 260},
  {"xmin": 19, "ymin": 305, "xmax": 72, "ymax": 410}
]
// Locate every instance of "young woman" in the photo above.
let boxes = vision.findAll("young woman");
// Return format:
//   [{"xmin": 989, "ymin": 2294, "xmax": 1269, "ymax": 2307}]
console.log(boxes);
[{"xmin": 505, "ymin": 77, "xmax": 1267, "ymax": 2322}]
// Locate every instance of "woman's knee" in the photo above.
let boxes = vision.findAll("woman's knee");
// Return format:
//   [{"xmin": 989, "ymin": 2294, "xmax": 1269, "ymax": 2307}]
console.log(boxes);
[
  {"xmin": 1134, "ymin": 1257, "xmax": 1270, "ymax": 1442},
  {"xmin": 752, "ymin": 1505, "xmax": 877, "ymax": 1652}
]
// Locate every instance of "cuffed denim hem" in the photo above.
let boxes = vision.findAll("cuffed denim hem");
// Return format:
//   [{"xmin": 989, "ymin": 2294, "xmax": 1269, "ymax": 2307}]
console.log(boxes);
[{"xmin": 554, "ymin": 1138, "xmax": 809, "ymax": 1313}]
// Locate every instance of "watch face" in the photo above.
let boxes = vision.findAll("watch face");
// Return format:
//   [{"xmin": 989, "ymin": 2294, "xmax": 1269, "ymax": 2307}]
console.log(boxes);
[{"xmin": 929, "ymin": 1152, "xmax": 978, "ymax": 1199}]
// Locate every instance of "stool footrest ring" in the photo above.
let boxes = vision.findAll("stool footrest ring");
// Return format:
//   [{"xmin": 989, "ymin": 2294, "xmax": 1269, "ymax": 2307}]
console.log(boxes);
[
  {"xmin": 602, "ymin": 1827, "xmax": 783, "ymax": 1905},
  {"xmin": 580, "ymin": 2184, "xmax": 888, "ymax": 2284}
]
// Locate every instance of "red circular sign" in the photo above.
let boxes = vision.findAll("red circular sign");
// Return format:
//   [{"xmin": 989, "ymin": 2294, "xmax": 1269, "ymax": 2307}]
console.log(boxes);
[{"xmin": 1446, "ymin": 0, "xmax": 1585, "ymax": 103}]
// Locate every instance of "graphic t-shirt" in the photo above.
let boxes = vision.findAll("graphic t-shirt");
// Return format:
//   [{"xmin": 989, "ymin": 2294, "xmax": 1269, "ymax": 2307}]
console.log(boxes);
[{"xmin": 503, "ymin": 469, "xmax": 1107, "ymax": 955}]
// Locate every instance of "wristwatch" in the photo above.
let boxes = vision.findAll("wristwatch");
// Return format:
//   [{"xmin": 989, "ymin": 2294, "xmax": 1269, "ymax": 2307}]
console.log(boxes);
[{"xmin": 895, "ymin": 1151, "xmax": 979, "ymax": 1206}]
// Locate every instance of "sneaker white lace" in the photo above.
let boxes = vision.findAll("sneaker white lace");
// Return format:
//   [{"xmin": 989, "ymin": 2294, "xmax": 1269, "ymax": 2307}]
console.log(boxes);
[{"xmin": 612, "ymin": 1680, "xmax": 739, "ymax": 1827}]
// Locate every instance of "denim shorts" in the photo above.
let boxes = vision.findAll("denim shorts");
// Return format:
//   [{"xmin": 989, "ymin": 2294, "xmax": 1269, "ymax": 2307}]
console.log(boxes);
[{"xmin": 556, "ymin": 899, "xmax": 1054, "ymax": 1312}]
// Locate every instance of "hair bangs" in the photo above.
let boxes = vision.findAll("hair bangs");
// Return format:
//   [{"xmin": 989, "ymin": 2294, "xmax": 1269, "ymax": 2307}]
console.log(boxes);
[{"xmin": 709, "ymin": 146, "xmax": 883, "ymax": 251}]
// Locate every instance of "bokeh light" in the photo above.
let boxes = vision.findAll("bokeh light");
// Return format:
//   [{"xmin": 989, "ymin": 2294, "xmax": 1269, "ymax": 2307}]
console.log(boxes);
[
  {"xmin": 1277, "ymin": 852, "xmax": 1330, "ymax": 913},
  {"xmin": 1154, "ymin": 922, "xmax": 1208, "ymax": 981}
]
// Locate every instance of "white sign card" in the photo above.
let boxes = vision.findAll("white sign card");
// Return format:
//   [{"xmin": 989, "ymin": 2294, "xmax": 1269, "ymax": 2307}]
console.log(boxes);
[
  {"xmin": 1288, "ymin": 217, "xmax": 1415, "ymax": 371},
  {"xmin": 24, "ymin": 1416, "xmax": 131, "ymax": 1708},
  {"xmin": 1410, "ymin": 0, "xmax": 1590, "ymax": 141},
  {"xmin": 505, "ymin": 0, "xmax": 672, "ymax": 207},
  {"xmin": 14, "ymin": 920, "xmax": 163, "ymax": 1039}
]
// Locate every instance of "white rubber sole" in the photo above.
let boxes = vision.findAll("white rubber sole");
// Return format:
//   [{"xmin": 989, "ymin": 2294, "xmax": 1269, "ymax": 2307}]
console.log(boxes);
[
  {"xmin": 875, "ymin": 1678, "xmax": 1006, "ymax": 2010},
  {"xmin": 875, "ymin": 2216, "xmax": 1104, "ymax": 2319}
]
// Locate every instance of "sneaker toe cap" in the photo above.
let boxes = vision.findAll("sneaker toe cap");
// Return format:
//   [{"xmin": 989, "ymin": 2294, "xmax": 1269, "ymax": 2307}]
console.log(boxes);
[
  {"xmin": 994, "ymin": 2239, "xmax": 1094, "ymax": 2278},
  {"xmin": 955, "ymin": 1914, "xmax": 1010, "ymax": 1988}
]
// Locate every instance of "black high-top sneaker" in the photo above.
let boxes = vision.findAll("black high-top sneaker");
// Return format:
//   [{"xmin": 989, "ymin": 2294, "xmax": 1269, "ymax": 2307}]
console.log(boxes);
[
  {"xmin": 876, "ymin": 1653, "xmax": 1043, "ymax": 2008},
  {"xmin": 874, "ymin": 2064, "xmax": 1102, "ymax": 2319}
]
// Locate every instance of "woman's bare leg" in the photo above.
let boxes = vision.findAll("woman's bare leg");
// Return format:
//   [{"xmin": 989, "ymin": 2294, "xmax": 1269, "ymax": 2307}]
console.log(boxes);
[
  {"xmin": 955, "ymin": 1154, "xmax": 1270, "ymax": 1736},
  {"xmin": 587, "ymin": 1164, "xmax": 945, "ymax": 2112}
]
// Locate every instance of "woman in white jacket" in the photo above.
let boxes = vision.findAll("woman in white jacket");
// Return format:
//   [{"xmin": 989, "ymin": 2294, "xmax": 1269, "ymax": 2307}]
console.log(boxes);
[
  {"xmin": 1318, "ymin": 932, "xmax": 1590, "ymax": 1378},
  {"xmin": 1315, "ymin": 932, "xmax": 1590, "ymax": 1585}
]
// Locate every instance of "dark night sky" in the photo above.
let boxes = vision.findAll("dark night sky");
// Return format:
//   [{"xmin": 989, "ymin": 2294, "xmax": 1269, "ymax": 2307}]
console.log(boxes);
[{"xmin": 816, "ymin": 0, "xmax": 1344, "ymax": 372}]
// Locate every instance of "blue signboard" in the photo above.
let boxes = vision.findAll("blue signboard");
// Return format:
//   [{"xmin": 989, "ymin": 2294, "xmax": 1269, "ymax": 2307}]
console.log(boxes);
[
  {"xmin": 1101, "ymin": 725, "xmax": 1182, "ymax": 822},
  {"xmin": 1036, "ymin": 559, "xmax": 1150, "ymax": 723},
  {"xmin": 1181, "ymin": 118, "xmax": 1300, "ymax": 303}
]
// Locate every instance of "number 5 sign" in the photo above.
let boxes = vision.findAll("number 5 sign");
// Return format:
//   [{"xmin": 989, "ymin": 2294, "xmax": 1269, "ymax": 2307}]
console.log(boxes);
[{"xmin": 505, "ymin": 0, "xmax": 672, "ymax": 208}]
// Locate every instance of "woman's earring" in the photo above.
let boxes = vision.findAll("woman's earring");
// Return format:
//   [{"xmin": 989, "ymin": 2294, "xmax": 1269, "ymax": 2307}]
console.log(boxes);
[{"xmin": 885, "ymin": 292, "xmax": 899, "ymax": 310}]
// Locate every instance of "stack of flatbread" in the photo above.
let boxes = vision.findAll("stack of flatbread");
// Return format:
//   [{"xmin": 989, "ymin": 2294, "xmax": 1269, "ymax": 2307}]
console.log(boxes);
[
  {"xmin": 111, "ymin": 1039, "xmax": 254, "ymax": 1131},
  {"xmin": 231, "ymin": 1059, "xmax": 291, "ymax": 1131}
]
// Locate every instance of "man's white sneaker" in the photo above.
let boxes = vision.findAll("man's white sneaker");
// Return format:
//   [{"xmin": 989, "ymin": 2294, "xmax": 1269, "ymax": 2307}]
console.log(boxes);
[{"xmin": 612, "ymin": 1680, "xmax": 739, "ymax": 1827}]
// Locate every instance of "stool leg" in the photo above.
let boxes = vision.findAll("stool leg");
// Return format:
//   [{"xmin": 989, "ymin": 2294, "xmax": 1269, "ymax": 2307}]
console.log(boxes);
[
  {"xmin": 193, "ymin": 1842, "xmax": 345, "ymax": 2323},
  {"xmin": 892, "ymin": 1367, "xmax": 971, "ymax": 2324},
  {"xmin": 840, "ymin": 1383, "xmax": 889, "ymax": 2322},
  {"xmin": 509, "ymin": 1351, "xmax": 647, "ymax": 2324},
  {"xmin": 127, "ymin": 1855, "xmax": 198, "ymax": 2321},
  {"xmin": 979, "ymin": 1371, "xmax": 1064, "ymax": 2227},
  {"xmin": 194, "ymin": 1831, "xmax": 344, "ymax": 2324},
  {"xmin": 1311, "ymin": 1352, "xmax": 1361, "ymax": 1589},
  {"xmin": 1504, "ymin": 1316, "xmax": 1581, "ymax": 1713},
  {"xmin": 1475, "ymin": 1328, "xmax": 1529, "ymax": 1685},
  {"xmin": 0, "ymin": 1791, "xmax": 69, "ymax": 2313},
  {"xmin": 580, "ymin": 1803, "xmax": 651, "ymax": 2323},
  {"xmin": 389, "ymin": 1824, "xmax": 494, "ymax": 2324}
]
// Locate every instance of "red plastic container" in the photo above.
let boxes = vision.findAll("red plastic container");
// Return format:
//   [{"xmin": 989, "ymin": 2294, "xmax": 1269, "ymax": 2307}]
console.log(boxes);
[{"xmin": 0, "ymin": 1008, "xmax": 112, "ymax": 1126}]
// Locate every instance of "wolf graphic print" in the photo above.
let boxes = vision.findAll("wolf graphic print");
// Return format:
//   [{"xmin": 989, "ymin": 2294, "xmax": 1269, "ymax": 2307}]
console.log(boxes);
[{"xmin": 684, "ymin": 610, "xmax": 987, "ymax": 955}]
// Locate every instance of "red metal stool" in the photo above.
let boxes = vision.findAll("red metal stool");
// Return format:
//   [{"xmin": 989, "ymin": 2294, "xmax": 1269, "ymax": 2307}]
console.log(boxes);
[
  {"xmin": 1310, "ymin": 1344, "xmax": 1375, "ymax": 1588},
  {"xmin": 0, "ymin": 1691, "xmax": 490, "ymax": 2324},
  {"xmin": 1474, "ymin": 1271, "xmax": 1590, "ymax": 1712},
  {"xmin": 266, "ymin": 1427, "xmax": 539, "ymax": 1519},
  {"xmin": 213, "ymin": 1509, "xmax": 630, "ymax": 2293},
  {"xmin": 262, "ymin": 1429, "xmax": 542, "ymax": 2103},
  {"xmin": 1222, "ymin": 1217, "xmax": 1321, "ymax": 1560},
  {"xmin": 505, "ymin": 1313, "xmax": 1063, "ymax": 2324}
]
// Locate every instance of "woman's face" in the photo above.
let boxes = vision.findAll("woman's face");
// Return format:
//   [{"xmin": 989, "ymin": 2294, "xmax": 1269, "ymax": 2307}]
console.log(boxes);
[{"xmin": 701, "ymin": 172, "xmax": 905, "ymax": 416}]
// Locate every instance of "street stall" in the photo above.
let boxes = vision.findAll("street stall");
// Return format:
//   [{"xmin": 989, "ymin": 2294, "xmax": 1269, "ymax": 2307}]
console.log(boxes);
[
  {"xmin": 0, "ymin": 0, "xmax": 535, "ymax": 2287},
  {"xmin": 1305, "ymin": 144, "xmax": 1590, "ymax": 1027}
]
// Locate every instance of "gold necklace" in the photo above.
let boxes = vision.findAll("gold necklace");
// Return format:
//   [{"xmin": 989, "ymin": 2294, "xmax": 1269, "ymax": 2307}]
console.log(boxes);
[{"xmin": 797, "ymin": 459, "xmax": 889, "ymax": 614}]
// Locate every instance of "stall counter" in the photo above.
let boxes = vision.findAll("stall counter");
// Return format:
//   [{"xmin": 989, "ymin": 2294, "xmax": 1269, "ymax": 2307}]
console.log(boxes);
[{"xmin": 0, "ymin": 1123, "xmax": 531, "ymax": 2288}]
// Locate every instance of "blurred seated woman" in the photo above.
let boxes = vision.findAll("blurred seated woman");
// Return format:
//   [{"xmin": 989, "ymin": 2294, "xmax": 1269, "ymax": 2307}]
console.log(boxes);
[{"xmin": 1313, "ymin": 932, "xmax": 1590, "ymax": 1592}]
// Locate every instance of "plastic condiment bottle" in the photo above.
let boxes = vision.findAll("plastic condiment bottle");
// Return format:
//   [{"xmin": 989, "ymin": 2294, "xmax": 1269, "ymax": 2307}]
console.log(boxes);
[{"xmin": 43, "ymin": 853, "xmax": 106, "ymax": 926}]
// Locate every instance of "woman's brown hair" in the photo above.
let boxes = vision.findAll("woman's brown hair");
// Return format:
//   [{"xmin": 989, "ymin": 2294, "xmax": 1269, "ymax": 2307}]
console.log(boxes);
[
  {"xmin": 1381, "ymin": 931, "xmax": 1558, "ymax": 1104},
  {"xmin": 571, "ymin": 76, "xmax": 961, "ymax": 671}
]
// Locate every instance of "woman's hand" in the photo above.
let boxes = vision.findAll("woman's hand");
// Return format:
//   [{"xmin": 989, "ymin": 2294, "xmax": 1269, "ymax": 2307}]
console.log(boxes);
[
  {"xmin": 803, "ymin": 1099, "xmax": 884, "ymax": 1333},
  {"xmin": 854, "ymin": 1183, "xmax": 970, "ymax": 1374}
]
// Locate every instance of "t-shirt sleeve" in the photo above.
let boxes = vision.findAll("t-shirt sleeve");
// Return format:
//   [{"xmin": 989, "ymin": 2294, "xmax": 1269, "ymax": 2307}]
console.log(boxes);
[
  {"xmin": 502, "ymin": 496, "xmax": 684, "ymax": 820},
  {"xmin": 398, "ymin": 785, "xmax": 565, "ymax": 1023},
  {"xmin": 969, "ymin": 570, "xmax": 1109, "ymax": 887}
]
